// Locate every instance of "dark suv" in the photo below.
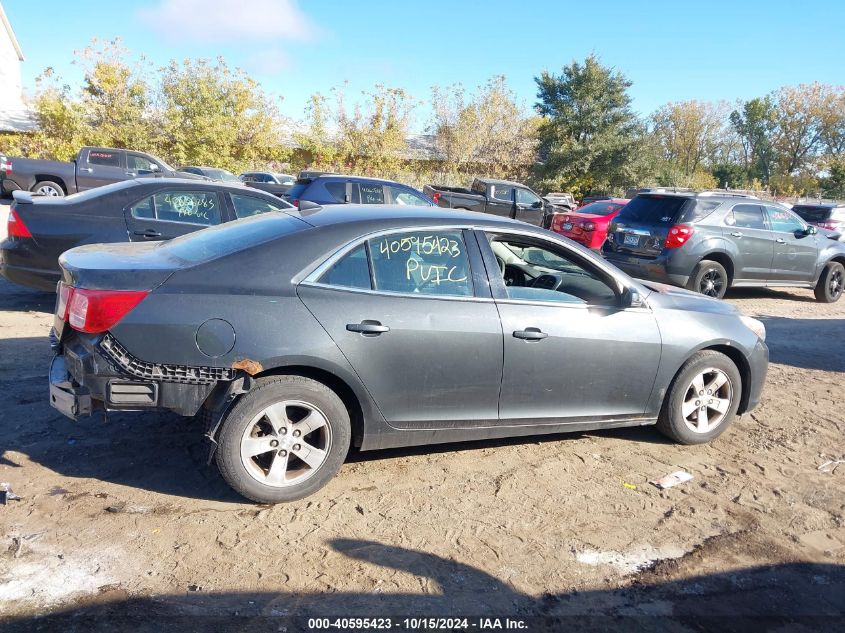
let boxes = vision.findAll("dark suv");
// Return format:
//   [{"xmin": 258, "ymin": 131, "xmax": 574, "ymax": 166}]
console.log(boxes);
[
  {"xmin": 791, "ymin": 203, "xmax": 845, "ymax": 233},
  {"xmin": 284, "ymin": 175, "xmax": 434, "ymax": 207},
  {"xmin": 602, "ymin": 192, "xmax": 845, "ymax": 303}
]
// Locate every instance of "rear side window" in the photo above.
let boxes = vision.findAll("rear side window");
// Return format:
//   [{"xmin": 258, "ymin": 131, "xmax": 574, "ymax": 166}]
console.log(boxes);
[
  {"xmin": 231, "ymin": 193, "xmax": 284, "ymax": 218},
  {"xmin": 369, "ymin": 230, "xmax": 472, "ymax": 297},
  {"xmin": 792, "ymin": 205, "xmax": 832, "ymax": 223},
  {"xmin": 88, "ymin": 150, "xmax": 121, "ymax": 167},
  {"xmin": 131, "ymin": 191, "xmax": 222, "ymax": 225},
  {"xmin": 359, "ymin": 183, "xmax": 385, "ymax": 204},
  {"xmin": 324, "ymin": 181, "xmax": 359, "ymax": 203},
  {"xmin": 286, "ymin": 182, "xmax": 309, "ymax": 200},
  {"xmin": 387, "ymin": 185, "xmax": 431, "ymax": 206},
  {"xmin": 319, "ymin": 244, "xmax": 371, "ymax": 289},
  {"xmin": 726, "ymin": 204, "xmax": 766, "ymax": 229},
  {"xmin": 678, "ymin": 200, "xmax": 720, "ymax": 223}
]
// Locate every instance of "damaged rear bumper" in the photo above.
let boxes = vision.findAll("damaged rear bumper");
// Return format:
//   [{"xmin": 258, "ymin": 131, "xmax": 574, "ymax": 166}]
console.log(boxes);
[{"xmin": 49, "ymin": 331, "xmax": 233, "ymax": 420}]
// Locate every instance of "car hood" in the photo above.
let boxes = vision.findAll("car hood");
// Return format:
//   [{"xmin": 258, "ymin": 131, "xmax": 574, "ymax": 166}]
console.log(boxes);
[
  {"xmin": 820, "ymin": 227, "xmax": 843, "ymax": 242},
  {"xmin": 638, "ymin": 279, "xmax": 740, "ymax": 316}
]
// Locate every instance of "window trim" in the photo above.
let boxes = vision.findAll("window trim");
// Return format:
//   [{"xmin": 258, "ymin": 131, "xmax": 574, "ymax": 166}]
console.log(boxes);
[{"xmin": 301, "ymin": 226, "xmax": 485, "ymax": 301}]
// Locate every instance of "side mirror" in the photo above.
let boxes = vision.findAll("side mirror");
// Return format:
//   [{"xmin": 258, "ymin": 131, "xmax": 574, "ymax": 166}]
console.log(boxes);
[
  {"xmin": 621, "ymin": 287, "xmax": 644, "ymax": 309},
  {"xmin": 149, "ymin": 164, "xmax": 160, "ymax": 172},
  {"xmin": 804, "ymin": 225, "xmax": 817, "ymax": 235},
  {"xmin": 532, "ymin": 200, "xmax": 543, "ymax": 209}
]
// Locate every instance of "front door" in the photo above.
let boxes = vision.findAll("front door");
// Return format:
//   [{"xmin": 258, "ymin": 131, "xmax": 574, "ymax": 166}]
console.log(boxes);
[
  {"xmin": 298, "ymin": 229, "xmax": 503, "ymax": 428},
  {"xmin": 479, "ymin": 231, "xmax": 662, "ymax": 422},
  {"xmin": 722, "ymin": 203, "xmax": 773, "ymax": 281},
  {"xmin": 514, "ymin": 188, "xmax": 546, "ymax": 226},
  {"xmin": 764, "ymin": 205, "xmax": 819, "ymax": 284},
  {"xmin": 124, "ymin": 188, "xmax": 226, "ymax": 241}
]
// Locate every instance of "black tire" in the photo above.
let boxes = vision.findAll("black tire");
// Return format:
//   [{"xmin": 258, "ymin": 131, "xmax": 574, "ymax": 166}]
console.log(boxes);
[
  {"xmin": 687, "ymin": 259, "xmax": 729, "ymax": 299},
  {"xmin": 656, "ymin": 350, "xmax": 742, "ymax": 445},
  {"xmin": 814, "ymin": 261, "xmax": 844, "ymax": 303},
  {"xmin": 215, "ymin": 375, "xmax": 351, "ymax": 503},
  {"xmin": 31, "ymin": 180, "xmax": 65, "ymax": 197}
]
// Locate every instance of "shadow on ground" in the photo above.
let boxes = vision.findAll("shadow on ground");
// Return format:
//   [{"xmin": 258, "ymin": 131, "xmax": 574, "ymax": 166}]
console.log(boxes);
[
  {"xmin": 3, "ymin": 539, "xmax": 843, "ymax": 632},
  {"xmin": 758, "ymin": 316, "xmax": 845, "ymax": 372}
]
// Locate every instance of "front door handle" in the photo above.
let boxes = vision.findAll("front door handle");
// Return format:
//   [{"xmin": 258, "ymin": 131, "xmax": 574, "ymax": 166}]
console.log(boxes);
[
  {"xmin": 513, "ymin": 327, "xmax": 548, "ymax": 341},
  {"xmin": 346, "ymin": 320, "xmax": 390, "ymax": 336},
  {"xmin": 79, "ymin": 167, "xmax": 93, "ymax": 173},
  {"xmin": 775, "ymin": 238, "xmax": 786, "ymax": 244},
  {"xmin": 730, "ymin": 231, "xmax": 743, "ymax": 238},
  {"xmin": 125, "ymin": 171, "xmax": 137, "ymax": 177},
  {"xmin": 134, "ymin": 229, "xmax": 162, "ymax": 239}
]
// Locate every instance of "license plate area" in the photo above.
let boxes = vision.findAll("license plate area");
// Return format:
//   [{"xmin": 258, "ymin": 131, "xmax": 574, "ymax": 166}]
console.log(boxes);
[{"xmin": 623, "ymin": 233, "xmax": 640, "ymax": 246}]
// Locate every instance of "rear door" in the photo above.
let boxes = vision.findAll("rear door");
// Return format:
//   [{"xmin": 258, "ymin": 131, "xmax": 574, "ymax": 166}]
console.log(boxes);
[
  {"xmin": 486, "ymin": 184, "xmax": 514, "ymax": 218},
  {"xmin": 722, "ymin": 203, "xmax": 773, "ymax": 281},
  {"xmin": 297, "ymin": 228, "xmax": 503, "ymax": 428},
  {"xmin": 76, "ymin": 149, "xmax": 127, "ymax": 191},
  {"xmin": 764, "ymin": 205, "xmax": 818, "ymax": 283},
  {"xmin": 124, "ymin": 187, "xmax": 229, "ymax": 241}
]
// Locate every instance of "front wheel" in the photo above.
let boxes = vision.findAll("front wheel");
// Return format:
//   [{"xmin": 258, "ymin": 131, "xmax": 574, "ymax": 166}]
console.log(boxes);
[
  {"xmin": 687, "ymin": 260, "xmax": 728, "ymax": 299},
  {"xmin": 814, "ymin": 261, "xmax": 844, "ymax": 303},
  {"xmin": 656, "ymin": 350, "xmax": 741, "ymax": 445},
  {"xmin": 215, "ymin": 375, "xmax": 351, "ymax": 503}
]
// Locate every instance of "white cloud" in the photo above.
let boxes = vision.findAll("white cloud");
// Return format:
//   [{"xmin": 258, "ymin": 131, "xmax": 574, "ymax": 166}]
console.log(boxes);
[{"xmin": 138, "ymin": 0, "xmax": 318, "ymax": 43}]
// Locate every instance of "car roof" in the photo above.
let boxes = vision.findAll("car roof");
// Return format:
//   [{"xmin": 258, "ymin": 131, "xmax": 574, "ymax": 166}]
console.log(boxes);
[
  {"xmin": 476, "ymin": 178, "xmax": 525, "ymax": 187},
  {"xmin": 309, "ymin": 174, "xmax": 406, "ymax": 185},
  {"xmin": 793, "ymin": 202, "xmax": 843, "ymax": 209},
  {"xmin": 288, "ymin": 203, "xmax": 531, "ymax": 230}
]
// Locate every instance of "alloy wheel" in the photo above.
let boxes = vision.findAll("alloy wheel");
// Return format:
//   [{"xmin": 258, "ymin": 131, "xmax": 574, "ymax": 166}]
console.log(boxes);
[
  {"xmin": 699, "ymin": 268, "xmax": 724, "ymax": 297},
  {"xmin": 681, "ymin": 368, "xmax": 733, "ymax": 434},
  {"xmin": 240, "ymin": 400, "xmax": 332, "ymax": 487},
  {"xmin": 35, "ymin": 184, "xmax": 61, "ymax": 196},
  {"xmin": 829, "ymin": 269, "xmax": 843, "ymax": 300}
]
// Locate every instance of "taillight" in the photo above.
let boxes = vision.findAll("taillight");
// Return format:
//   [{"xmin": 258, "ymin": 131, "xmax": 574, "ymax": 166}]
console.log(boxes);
[
  {"xmin": 551, "ymin": 214, "xmax": 569, "ymax": 232},
  {"xmin": 67, "ymin": 288, "xmax": 149, "ymax": 333},
  {"xmin": 7, "ymin": 208, "xmax": 31, "ymax": 238},
  {"xmin": 56, "ymin": 282, "xmax": 73, "ymax": 320},
  {"xmin": 820, "ymin": 220, "xmax": 840, "ymax": 230},
  {"xmin": 292, "ymin": 198, "xmax": 300, "ymax": 207},
  {"xmin": 665, "ymin": 224, "xmax": 694, "ymax": 249},
  {"xmin": 582, "ymin": 221, "xmax": 596, "ymax": 232},
  {"xmin": 0, "ymin": 159, "xmax": 11, "ymax": 174}
]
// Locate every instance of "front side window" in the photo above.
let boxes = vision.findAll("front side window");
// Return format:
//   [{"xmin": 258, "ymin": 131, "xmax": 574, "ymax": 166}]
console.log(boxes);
[
  {"xmin": 127, "ymin": 154, "xmax": 156, "ymax": 173},
  {"xmin": 387, "ymin": 186, "xmax": 431, "ymax": 206},
  {"xmin": 491, "ymin": 185, "xmax": 514, "ymax": 202},
  {"xmin": 490, "ymin": 236, "xmax": 618, "ymax": 306},
  {"xmin": 727, "ymin": 204, "xmax": 766, "ymax": 230},
  {"xmin": 231, "ymin": 193, "xmax": 284, "ymax": 218},
  {"xmin": 369, "ymin": 230, "xmax": 472, "ymax": 297},
  {"xmin": 516, "ymin": 188, "xmax": 541, "ymax": 206},
  {"xmin": 132, "ymin": 191, "xmax": 222, "ymax": 225},
  {"xmin": 766, "ymin": 205, "xmax": 804, "ymax": 233},
  {"xmin": 88, "ymin": 150, "xmax": 121, "ymax": 167}
]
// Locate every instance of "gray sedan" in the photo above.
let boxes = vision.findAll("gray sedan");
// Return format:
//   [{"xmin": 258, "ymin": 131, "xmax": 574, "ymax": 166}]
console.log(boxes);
[{"xmin": 48, "ymin": 206, "xmax": 768, "ymax": 503}]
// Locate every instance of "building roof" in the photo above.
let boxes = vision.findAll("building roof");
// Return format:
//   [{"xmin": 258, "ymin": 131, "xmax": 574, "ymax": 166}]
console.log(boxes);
[
  {"xmin": 0, "ymin": 107, "xmax": 35, "ymax": 132},
  {"xmin": 0, "ymin": 2, "xmax": 24, "ymax": 61}
]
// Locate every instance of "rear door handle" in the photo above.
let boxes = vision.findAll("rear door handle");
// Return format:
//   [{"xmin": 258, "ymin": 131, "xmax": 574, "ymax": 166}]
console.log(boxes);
[
  {"xmin": 775, "ymin": 238, "xmax": 786, "ymax": 244},
  {"xmin": 730, "ymin": 231, "xmax": 743, "ymax": 238},
  {"xmin": 346, "ymin": 320, "xmax": 390, "ymax": 336},
  {"xmin": 513, "ymin": 327, "xmax": 548, "ymax": 341},
  {"xmin": 134, "ymin": 229, "xmax": 162, "ymax": 239}
]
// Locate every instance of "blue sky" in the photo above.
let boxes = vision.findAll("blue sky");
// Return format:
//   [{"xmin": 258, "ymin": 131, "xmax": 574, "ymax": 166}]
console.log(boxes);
[{"xmin": 5, "ymin": 0, "xmax": 845, "ymax": 131}]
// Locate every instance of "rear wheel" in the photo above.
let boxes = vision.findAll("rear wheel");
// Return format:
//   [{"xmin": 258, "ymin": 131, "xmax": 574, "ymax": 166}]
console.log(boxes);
[
  {"xmin": 687, "ymin": 260, "xmax": 728, "ymax": 299},
  {"xmin": 32, "ymin": 180, "xmax": 64, "ymax": 197},
  {"xmin": 814, "ymin": 261, "xmax": 844, "ymax": 303},
  {"xmin": 657, "ymin": 350, "xmax": 741, "ymax": 445},
  {"xmin": 215, "ymin": 375, "xmax": 351, "ymax": 503}
]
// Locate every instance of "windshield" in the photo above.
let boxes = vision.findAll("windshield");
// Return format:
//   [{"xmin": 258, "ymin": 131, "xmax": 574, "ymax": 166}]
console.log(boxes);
[
  {"xmin": 792, "ymin": 205, "xmax": 833, "ymax": 223},
  {"xmin": 205, "ymin": 169, "xmax": 240, "ymax": 182},
  {"xmin": 273, "ymin": 173, "xmax": 296, "ymax": 185}
]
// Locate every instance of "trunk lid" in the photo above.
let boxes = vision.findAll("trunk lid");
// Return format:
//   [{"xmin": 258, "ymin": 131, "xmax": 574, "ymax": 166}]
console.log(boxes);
[{"xmin": 58, "ymin": 241, "xmax": 182, "ymax": 291}]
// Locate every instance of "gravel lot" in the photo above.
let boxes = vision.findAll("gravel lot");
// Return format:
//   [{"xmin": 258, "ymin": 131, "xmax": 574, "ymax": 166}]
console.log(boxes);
[{"xmin": 1, "ymin": 200, "xmax": 843, "ymax": 629}]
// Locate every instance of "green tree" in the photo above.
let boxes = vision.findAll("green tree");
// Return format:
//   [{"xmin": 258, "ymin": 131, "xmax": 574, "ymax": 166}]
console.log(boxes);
[
  {"xmin": 730, "ymin": 97, "xmax": 777, "ymax": 184},
  {"xmin": 533, "ymin": 55, "xmax": 648, "ymax": 195},
  {"xmin": 821, "ymin": 158, "xmax": 845, "ymax": 198},
  {"xmin": 711, "ymin": 163, "xmax": 748, "ymax": 189},
  {"xmin": 158, "ymin": 57, "xmax": 288, "ymax": 172}
]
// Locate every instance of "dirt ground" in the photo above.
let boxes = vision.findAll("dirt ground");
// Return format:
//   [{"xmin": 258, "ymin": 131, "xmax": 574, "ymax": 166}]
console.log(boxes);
[{"xmin": 0, "ymin": 200, "xmax": 843, "ymax": 630}]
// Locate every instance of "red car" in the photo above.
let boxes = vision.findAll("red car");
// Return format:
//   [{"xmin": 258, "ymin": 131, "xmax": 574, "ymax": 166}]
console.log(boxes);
[{"xmin": 550, "ymin": 198, "xmax": 629, "ymax": 249}]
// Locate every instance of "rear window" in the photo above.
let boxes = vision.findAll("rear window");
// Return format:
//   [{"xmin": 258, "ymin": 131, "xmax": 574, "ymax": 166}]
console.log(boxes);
[
  {"xmin": 286, "ymin": 182, "xmax": 310, "ymax": 200},
  {"xmin": 616, "ymin": 196, "xmax": 719, "ymax": 224},
  {"xmin": 578, "ymin": 201, "xmax": 625, "ymax": 216},
  {"xmin": 792, "ymin": 205, "xmax": 833, "ymax": 223},
  {"xmin": 159, "ymin": 214, "xmax": 306, "ymax": 263}
]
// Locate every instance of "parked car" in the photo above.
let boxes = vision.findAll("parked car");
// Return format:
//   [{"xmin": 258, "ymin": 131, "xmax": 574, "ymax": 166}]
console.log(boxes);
[
  {"xmin": 791, "ymin": 203, "xmax": 845, "ymax": 233},
  {"xmin": 48, "ymin": 205, "xmax": 768, "ymax": 503},
  {"xmin": 285, "ymin": 174, "xmax": 434, "ymax": 208},
  {"xmin": 180, "ymin": 166, "xmax": 240, "ymax": 183},
  {"xmin": 0, "ymin": 147, "xmax": 202, "ymax": 197},
  {"xmin": 423, "ymin": 178, "xmax": 550, "ymax": 227},
  {"xmin": 544, "ymin": 191, "xmax": 577, "ymax": 212},
  {"xmin": 240, "ymin": 171, "xmax": 296, "ymax": 198},
  {"xmin": 550, "ymin": 198, "xmax": 629, "ymax": 250},
  {"xmin": 602, "ymin": 192, "xmax": 845, "ymax": 302},
  {"xmin": 0, "ymin": 178, "xmax": 292, "ymax": 291}
]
